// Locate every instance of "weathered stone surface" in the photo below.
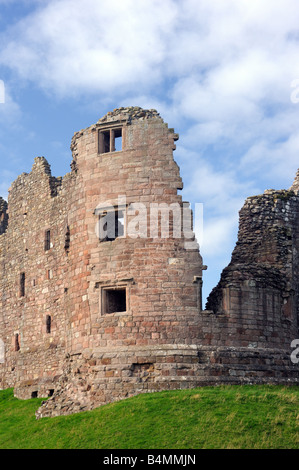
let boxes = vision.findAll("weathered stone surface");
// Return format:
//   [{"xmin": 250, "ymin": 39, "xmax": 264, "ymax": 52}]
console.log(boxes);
[
  {"xmin": 206, "ymin": 188, "xmax": 299, "ymax": 350},
  {"xmin": 0, "ymin": 107, "xmax": 298, "ymax": 419}
]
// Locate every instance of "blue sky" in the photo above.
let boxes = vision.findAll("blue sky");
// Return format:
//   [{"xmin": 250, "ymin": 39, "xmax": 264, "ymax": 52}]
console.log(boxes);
[{"xmin": 0, "ymin": 0, "xmax": 299, "ymax": 303}]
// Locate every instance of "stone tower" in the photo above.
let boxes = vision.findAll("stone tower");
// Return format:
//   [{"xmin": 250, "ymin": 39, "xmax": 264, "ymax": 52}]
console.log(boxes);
[{"xmin": 0, "ymin": 108, "xmax": 205, "ymax": 416}]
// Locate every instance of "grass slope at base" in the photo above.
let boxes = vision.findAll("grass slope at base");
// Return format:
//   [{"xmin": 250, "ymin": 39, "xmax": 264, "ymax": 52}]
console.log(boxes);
[{"xmin": 0, "ymin": 386, "xmax": 298, "ymax": 449}]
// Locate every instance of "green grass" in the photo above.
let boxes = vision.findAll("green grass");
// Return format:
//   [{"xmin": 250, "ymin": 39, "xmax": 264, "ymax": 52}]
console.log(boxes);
[{"xmin": 0, "ymin": 385, "xmax": 298, "ymax": 449}]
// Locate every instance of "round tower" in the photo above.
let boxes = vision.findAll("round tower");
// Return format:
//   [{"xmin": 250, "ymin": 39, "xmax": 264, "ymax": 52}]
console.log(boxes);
[{"xmin": 36, "ymin": 107, "xmax": 206, "ymax": 417}]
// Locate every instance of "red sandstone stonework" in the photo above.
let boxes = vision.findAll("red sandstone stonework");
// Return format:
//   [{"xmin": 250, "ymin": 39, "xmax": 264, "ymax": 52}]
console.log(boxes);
[{"xmin": 0, "ymin": 107, "xmax": 298, "ymax": 418}]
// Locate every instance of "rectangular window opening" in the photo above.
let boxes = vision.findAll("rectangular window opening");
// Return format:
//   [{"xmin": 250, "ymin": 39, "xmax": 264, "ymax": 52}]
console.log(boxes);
[
  {"xmin": 103, "ymin": 287, "xmax": 127, "ymax": 314},
  {"xmin": 31, "ymin": 391, "xmax": 38, "ymax": 398},
  {"xmin": 99, "ymin": 128, "xmax": 122, "ymax": 154}
]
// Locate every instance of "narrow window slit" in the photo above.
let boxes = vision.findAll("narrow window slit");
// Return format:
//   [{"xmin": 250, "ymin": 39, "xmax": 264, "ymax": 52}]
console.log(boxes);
[
  {"xmin": 64, "ymin": 225, "xmax": 70, "ymax": 253},
  {"xmin": 45, "ymin": 229, "xmax": 51, "ymax": 251},
  {"xmin": 20, "ymin": 272, "xmax": 25, "ymax": 297},
  {"xmin": 46, "ymin": 315, "xmax": 51, "ymax": 334},
  {"xmin": 14, "ymin": 333, "xmax": 20, "ymax": 352}
]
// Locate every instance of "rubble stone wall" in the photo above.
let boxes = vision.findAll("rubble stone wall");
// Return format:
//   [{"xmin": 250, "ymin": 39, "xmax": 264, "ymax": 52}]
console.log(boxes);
[{"xmin": 206, "ymin": 187, "xmax": 299, "ymax": 349}]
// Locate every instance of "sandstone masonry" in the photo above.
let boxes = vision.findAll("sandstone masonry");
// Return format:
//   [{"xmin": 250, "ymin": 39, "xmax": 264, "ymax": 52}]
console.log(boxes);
[{"xmin": 0, "ymin": 107, "xmax": 297, "ymax": 419}]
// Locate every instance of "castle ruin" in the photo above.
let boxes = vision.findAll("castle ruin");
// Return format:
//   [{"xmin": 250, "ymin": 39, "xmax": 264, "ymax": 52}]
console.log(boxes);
[{"xmin": 0, "ymin": 107, "xmax": 298, "ymax": 418}]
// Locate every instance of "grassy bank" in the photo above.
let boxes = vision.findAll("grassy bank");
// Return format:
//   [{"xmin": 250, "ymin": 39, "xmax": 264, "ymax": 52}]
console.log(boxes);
[{"xmin": 0, "ymin": 385, "xmax": 298, "ymax": 449}]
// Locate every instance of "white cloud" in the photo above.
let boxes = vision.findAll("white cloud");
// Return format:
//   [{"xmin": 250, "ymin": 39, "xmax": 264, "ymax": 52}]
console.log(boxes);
[
  {"xmin": 1, "ymin": 0, "xmax": 298, "ymax": 97},
  {"xmin": 0, "ymin": 0, "xmax": 299, "ymax": 292},
  {"xmin": 176, "ymin": 146, "xmax": 259, "ymax": 266},
  {"xmin": 0, "ymin": 84, "xmax": 21, "ymax": 126},
  {"xmin": 200, "ymin": 215, "xmax": 238, "ymax": 257},
  {"xmin": 0, "ymin": 0, "xmax": 178, "ymax": 96},
  {"xmin": 240, "ymin": 133, "xmax": 299, "ymax": 182}
]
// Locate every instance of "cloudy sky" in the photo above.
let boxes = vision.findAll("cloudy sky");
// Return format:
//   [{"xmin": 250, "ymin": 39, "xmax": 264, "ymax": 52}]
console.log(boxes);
[{"xmin": 0, "ymin": 0, "xmax": 298, "ymax": 303}]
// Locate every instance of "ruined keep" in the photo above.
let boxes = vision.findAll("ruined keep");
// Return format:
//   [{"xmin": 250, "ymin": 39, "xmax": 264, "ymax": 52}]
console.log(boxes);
[{"xmin": 0, "ymin": 107, "xmax": 298, "ymax": 419}]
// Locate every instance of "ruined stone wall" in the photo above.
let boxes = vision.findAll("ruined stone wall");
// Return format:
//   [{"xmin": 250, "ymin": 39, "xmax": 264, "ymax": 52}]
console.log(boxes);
[
  {"xmin": 36, "ymin": 110, "xmax": 299, "ymax": 418},
  {"xmin": 1, "ymin": 107, "xmax": 205, "ymax": 405},
  {"xmin": 206, "ymin": 186, "xmax": 299, "ymax": 349},
  {"xmin": 0, "ymin": 157, "xmax": 75, "ymax": 397},
  {"xmin": 0, "ymin": 107, "xmax": 298, "ymax": 418}
]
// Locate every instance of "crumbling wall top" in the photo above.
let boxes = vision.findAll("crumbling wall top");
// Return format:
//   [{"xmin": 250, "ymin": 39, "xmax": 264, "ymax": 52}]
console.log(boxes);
[
  {"xmin": 8, "ymin": 156, "xmax": 63, "ymax": 202},
  {"xmin": 97, "ymin": 106, "xmax": 162, "ymax": 124},
  {"xmin": 9, "ymin": 157, "xmax": 51, "ymax": 190},
  {"xmin": 70, "ymin": 106, "xmax": 179, "ymax": 169}
]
